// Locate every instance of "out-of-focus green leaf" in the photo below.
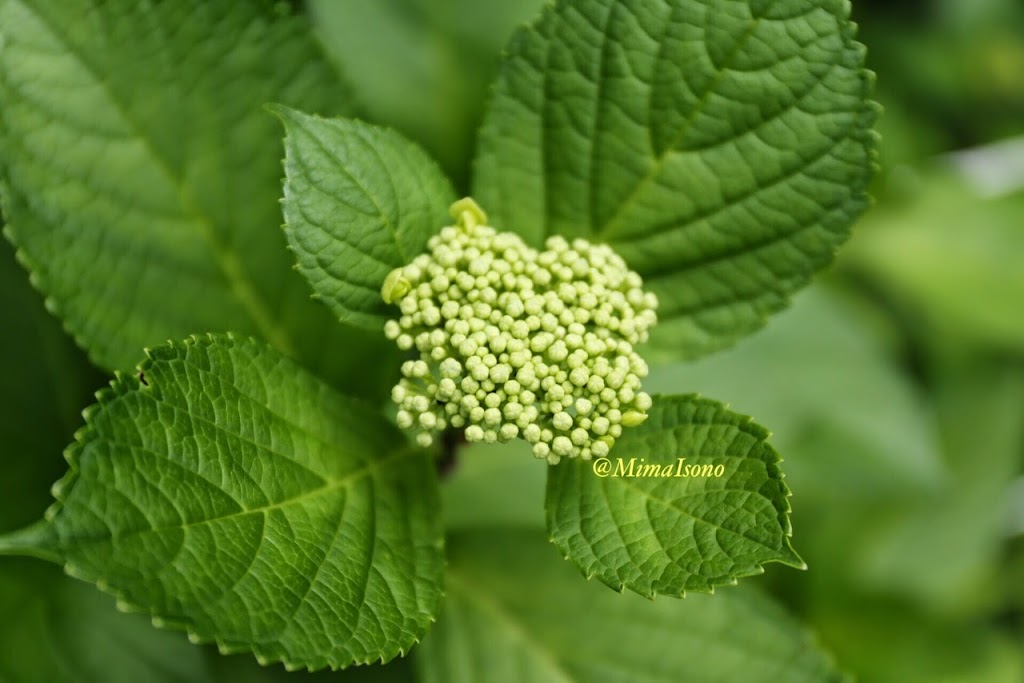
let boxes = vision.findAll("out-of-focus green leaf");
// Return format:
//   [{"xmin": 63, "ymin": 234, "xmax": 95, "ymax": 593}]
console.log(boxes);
[
  {"xmin": 0, "ymin": 238, "xmax": 100, "ymax": 532},
  {"xmin": 0, "ymin": 560, "xmax": 209, "ymax": 683},
  {"xmin": 856, "ymin": 1, "xmax": 1024, "ymax": 148},
  {"xmin": 475, "ymin": 0, "xmax": 877, "ymax": 359},
  {"xmin": 644, "ymin": 287, "xmax": 945, "ymax": 503},
  {"xmin": 274, "ymin": 107, "xmax": 456, "ymax": 330},
  {"xmin": 416, "ymin": 528, "xmax": 846, "ymax": 683},
  {"xmin": 309, "ymin": 0, "xmax": 545, "ymax": 188},
  {"xmin": 811, "ymin": 597, "xmax": 1024, "ymax": 683},
  {"xmin": 851, "ymin": 362, "xmax": 1024, "ymax": 612},
  {"xmin": 0, "ymin": 558, "xmax": 417, "ymax": 682},
  {"xmin": 442, "ymin": 440, "xmax": 546, "ymax": 531},
  {"xmin": 546, "ymin": 395, "xmax": 801, "ymax": 597},
  {"xmin": 0, "ymin": 0, "xmax": 395, "ymax": 398},
  {"xmin": 203, "ymin": 648, "xmax": 415, "ymax": 683},
  {"xmin": 845, "ymin": 170, "xmax": 1024, "ymax": 351}
]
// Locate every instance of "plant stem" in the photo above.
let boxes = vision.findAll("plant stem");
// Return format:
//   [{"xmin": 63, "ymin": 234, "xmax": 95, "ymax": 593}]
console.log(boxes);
[
  {"xmin": 437, "ymin": 429, "xmax": 464, "ymax": 479},
  {"xmin": 0, "ymin": 519, "xmax": 62, "ymax": 564}
]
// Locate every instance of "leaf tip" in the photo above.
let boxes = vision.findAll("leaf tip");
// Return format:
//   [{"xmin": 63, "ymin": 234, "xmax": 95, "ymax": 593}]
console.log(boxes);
[
  {"xmin": 778, "ymin": 540, "xmax": 807, "ymax": 571},
  {"xmin": 263, "ymin": 101, "xmax": 294, "ymax": 122}
]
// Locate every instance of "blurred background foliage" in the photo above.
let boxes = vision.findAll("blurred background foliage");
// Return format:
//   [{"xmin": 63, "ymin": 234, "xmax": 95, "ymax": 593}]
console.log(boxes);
[{"xmin": 2, "ymin": 0, "xmax": 1022, "ymax": 681}]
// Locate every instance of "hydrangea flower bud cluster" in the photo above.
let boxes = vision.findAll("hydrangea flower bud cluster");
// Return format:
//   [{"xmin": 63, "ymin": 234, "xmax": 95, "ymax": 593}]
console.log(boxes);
[{"xmin": 382, "ymin": 198, "xmax": 658, "ymax": 464}]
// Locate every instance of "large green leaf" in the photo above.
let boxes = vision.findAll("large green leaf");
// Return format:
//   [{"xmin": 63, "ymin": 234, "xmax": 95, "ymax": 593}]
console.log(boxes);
[
  {"xmin": 0, "ymin": 335, "xmax": 443, "ymax": 670},
  {"xmin": 0, "ymin": 0, "xmax": 394, "ymax": 396},
  {"xmin": 274, "ymin": 107, "xmax": 456, "ymax": 330},
  {"xmin": 475, "ymin": 0, "xmax": 877, "ymax": 358},
  {"xmin": 0, "ymin": 559, "xmax": 418, "ymax": 682},
  {"xmin": 0, "ymin": 560, "xmax": 209, "ymax": 683},
  {"xmin": 546, "ymin": 394, "xmax": 801, "ymax": 597},
  {"xmin": 416, "ymin": 529, "xmax": 845, "ymax": 683}
]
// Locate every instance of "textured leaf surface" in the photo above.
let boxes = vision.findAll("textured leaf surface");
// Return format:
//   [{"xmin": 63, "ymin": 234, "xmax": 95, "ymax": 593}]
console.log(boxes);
[
  {"xmin": 276, "ymin": 107, "xmax": 456, "ymax": 330},
  {"xmin": 416, "ymin": 529, "xmax": 845, "ymax": 683},
  {"xmin": 0, "ymin": 0, "xmax": 395, "ymax": 395},
  {"xmin": 42, "ymin": 335, "xmax": 443, "ymax": 670},
  {"xmin": 475, "ymin": 0, "xmax": 877, "ymax": 357},
  {"xmin": 546, "ymin": 394, "xmax": 801, "ymax": 597}
]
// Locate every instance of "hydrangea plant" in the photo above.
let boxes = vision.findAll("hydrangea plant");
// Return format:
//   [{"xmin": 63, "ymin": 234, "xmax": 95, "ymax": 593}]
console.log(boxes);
[{"xmin": 0, "ymin": 0, "xmax": 876, "ymax": 678}]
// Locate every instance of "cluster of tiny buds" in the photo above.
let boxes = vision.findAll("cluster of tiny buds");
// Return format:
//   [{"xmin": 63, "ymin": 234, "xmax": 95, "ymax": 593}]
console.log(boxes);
[{"xmin": 381, "ymin": 198, "xmax": 658, "ymax": 465}]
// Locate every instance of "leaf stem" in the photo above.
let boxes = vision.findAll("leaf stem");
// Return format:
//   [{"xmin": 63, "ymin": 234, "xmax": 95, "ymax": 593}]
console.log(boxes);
[{"xmin": 0, "ymin": 519, "xmax": 63, "ymax": 564}]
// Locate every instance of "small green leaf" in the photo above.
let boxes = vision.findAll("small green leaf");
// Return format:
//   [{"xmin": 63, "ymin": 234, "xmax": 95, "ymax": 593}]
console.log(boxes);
[
  {"xmin": 546, "ymin": 394, "xmax": 801, "ymax": 597},
  {"xmin": 416, "ymin": 529, "xmax": 845, "ymax": 683},
  {"xmin": 475, "ymin": 0, "xmax": 878, "ymax": 358},
  {"xmin": 22, "ymin": 335, "xmax": 443, "ymax": 670},
  {"xmin": 0, "ymin": 0, "xmax": 394, "ymax": 396},
  {"xmin": 274, "ymin": 107, "xmax": 456, "ymax": 330}
]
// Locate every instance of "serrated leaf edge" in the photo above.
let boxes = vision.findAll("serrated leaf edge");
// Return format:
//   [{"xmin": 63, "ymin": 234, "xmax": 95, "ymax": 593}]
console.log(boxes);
[
  {"xmin": 44, "ymin": 332, "xmax": 442, "ymax": 672},
  {"xmin": 545, "ymin": 392, "xmax": 805, "ymax": 600}
]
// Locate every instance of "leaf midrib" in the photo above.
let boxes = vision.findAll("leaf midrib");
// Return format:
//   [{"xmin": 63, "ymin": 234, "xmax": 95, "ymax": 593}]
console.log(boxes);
[
  {"xmin": 295, "ymin": 118, "xmax": 410, "ymax": 264},
  {"xmin": 595, "ymin": 13, "xmax": 767, "ymax": 239},
  {"xmin": 58, "ymin": 446, "xmax": 418, "ymax": 548},
  {"xmin": 12, "ymin": 0, "xmax": 296, "ymax": 355},
  {"xmin": 610, "ymin": 468, "xmax": 784, "ymax": 555}
]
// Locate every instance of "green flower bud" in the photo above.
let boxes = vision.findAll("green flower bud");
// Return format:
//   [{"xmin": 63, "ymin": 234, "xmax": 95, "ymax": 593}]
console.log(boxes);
[
  {"xmin": 381, "ymin": 198, "xmax": 657, "ymax": 462},
  {"xmin": 622, "ymin": 411, "xmax": 649, "ymax": 427},
  {"xmin": 381, "ymin": 268, "xmax": 412, "ymax": 304}
]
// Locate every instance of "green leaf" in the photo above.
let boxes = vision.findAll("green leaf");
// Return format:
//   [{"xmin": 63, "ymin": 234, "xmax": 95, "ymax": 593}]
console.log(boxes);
[
  {"xmin": 546, "ymin": 394, "xmax": 801, "ymax": 597},
  {"xmin": 274, "ymin": 107, "xmax": 456, "ymax": 330},
  {"xmin": 844, "ymin": 168, "xmax": 1024, "ymax": 351},
  {"xmin": 475, "ymin": 0, "xmax": 878, "ymax": 358},
  {"xmin": 204, "ymin": 648, "xmax": 416, "ymax": 683},
  {"xmin": 643, "ymin": 287, "xmax": 946, "ymax": 503},
  {"xmin": 851, "ymin": 362, "xmax": 1024, "ymax": 611},
  {"xmin": 810, "ymin": 596, "xmax": 1024, "ymax": 683},
  {"xmin": 0, "ymin": 237, "xmax": 102, "ymax": 532},
  {"xmin": 0, "ymin": 559, "xmax": 418, "ymax": 683},
  {"xmin": 309, "ymin": 0, "xmax": 547, "ymax": 188},
  {"xmin": 442, "ymin": 439, "xmax": 548, "ymax": 531},
  {"xmin": 0, "ymin": 0, "xmax": 395, "ymax": 396},
  {"xmin": 0, "ymin": 560, "xmax": 210, "ymax": 683},
  {"xmin": 12, "ymin": 335, "xmax": 444, "ymax": 670},
  {"xmin": 416, "ymin": 528, "xmax": 846, "ymax": 683}
]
